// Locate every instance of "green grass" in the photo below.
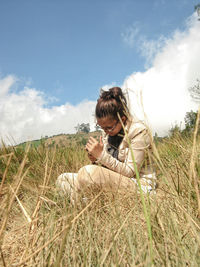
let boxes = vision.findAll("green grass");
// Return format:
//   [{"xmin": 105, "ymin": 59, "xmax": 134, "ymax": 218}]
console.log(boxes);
[{"xmin": 0, "ymin": 131, "xmax": 200, "ymax": 266}]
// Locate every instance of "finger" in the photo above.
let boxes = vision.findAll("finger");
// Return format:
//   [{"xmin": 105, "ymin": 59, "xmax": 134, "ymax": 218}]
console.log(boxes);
[
  {"xmin": 88, "ymin": 139, "xmax": 98, "ymax": 147},
  {"xmin": 89, "ymin": 136, "xmax": 97, "ymax": 143},
  {"xmin": 87, "ymin": 140, "xmax": 94, "ymax": 146},
  {"xmin": 87, "ymin": 137, "xmax": 95, "ymax": 144},
  {"xmin": 87, "ymin": 137, "xmax": 93, "ymax": 144},
  {"xmin": 85, "ymin": 143, "xmax": 92, "ymax": 152},
  {"xmin": 85, "ymin": 144, "xmax": 90, "ymax": 151},
  {"xmin": 99, "ymin": 136, "xmax": 103, "ymax": 145}
]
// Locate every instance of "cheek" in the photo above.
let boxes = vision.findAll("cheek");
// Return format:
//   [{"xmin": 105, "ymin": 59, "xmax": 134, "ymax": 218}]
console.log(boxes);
[{"xmin": 109, "ymin": 126, "xmax": 122, "ymax": 136}]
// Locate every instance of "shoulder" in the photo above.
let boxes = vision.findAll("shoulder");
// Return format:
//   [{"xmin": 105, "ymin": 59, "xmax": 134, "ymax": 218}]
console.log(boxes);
[{"xmin": 125, "ymin": 118, "xmax": 149, "ymax": 139}]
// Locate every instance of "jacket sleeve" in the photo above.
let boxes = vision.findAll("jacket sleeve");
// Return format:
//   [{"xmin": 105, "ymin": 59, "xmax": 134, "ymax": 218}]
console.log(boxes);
[{"xmin": 95, "ymin": 127, "xmax": 151, "ymax": 178}]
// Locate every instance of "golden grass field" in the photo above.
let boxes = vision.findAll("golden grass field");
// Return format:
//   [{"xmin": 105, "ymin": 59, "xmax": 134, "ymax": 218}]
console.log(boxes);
[{"xmin": 0, "ymin": 128, "xmax": 200, "ymax": 266}]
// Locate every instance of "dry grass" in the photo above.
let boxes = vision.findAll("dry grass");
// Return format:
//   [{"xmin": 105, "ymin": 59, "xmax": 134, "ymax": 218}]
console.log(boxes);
[{"xmin": 0, "ymin": 130, "xmax": 200, "ymax": 266}]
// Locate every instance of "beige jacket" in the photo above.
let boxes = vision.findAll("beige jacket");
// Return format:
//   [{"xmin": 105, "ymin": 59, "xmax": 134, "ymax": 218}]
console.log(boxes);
[{"xmin": 96, "ymin": 118, "xmax": 154, "ymax": 178}]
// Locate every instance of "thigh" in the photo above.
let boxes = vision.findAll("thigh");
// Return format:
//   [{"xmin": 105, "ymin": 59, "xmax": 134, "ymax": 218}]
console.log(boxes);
[{"xmin": 76, "ymin": 165, "xmax": 136, "ymax": 192}]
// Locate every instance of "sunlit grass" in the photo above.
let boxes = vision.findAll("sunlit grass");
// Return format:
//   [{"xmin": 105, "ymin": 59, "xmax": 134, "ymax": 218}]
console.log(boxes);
[{"xmin": 0, "ymin": 130, "xmax": 200, "ymax": 266}]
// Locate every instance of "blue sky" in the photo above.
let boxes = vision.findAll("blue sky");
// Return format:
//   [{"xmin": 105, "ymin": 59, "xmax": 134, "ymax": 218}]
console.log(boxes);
[
  {"xmin": 0, "ymin": 0, "xmax": 198, "ymax": 104},
  {"xmin": 0, "ymin": 0, "xmax": 199, "ymax": 143}
]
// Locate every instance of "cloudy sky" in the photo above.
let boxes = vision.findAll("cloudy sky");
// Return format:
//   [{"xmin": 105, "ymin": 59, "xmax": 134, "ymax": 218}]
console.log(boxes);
[{"xmin": 0, "ymin": 0, "xmax": 199, "ymax": 144}]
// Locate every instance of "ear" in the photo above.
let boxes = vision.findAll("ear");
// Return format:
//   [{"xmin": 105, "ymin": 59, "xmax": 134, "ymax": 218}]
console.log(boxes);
[{"xmin": 121, "ymin": 116, "xmax": 127, "ymax": 123}]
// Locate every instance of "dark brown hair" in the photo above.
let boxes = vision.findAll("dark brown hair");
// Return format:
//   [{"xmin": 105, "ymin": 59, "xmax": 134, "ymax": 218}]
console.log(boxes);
[{"xmin": 95, "ymin": 87, "xmax": 129, "ymax": 120}]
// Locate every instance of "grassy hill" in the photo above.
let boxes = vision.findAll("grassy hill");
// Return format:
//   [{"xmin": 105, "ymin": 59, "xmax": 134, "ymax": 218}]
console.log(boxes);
[
  {"xmin": 0, "ymin": 131, "xmax": 200, "ymax": 266},
  {"xmin": 17, "ymin": 131, "xmax": 101, "ymax": 149}
]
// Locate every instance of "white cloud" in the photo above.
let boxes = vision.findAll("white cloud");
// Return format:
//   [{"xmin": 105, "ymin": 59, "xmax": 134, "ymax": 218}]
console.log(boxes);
[
  {"xmin": 1, "ymin": 13, "xmax": 199, "ymax": 144},
  {"xmin": 121, "ymin": 14, "xmax": 199, "ymax": 69},
  {"xmin": 139, "ymin": 35, "xmax": 167, "ymax": 68},
  {"xmin": 123, "ymin": 13, "xmax": 199, "ymax": 136},
  {"xmin": 101, "ymin": 82, "xmax": 117, "ymax": 91},
  {"xmin": 0, "ymin": 75, "xmax": 17, "ymax": 97},
  {"xmin": 121, "ymin": 23, "xmax": 140, "ymax": 47},
  {"xmin": 0, "ymin": 81, "xmax": 96, "ymax": 145},
  {"xmin": 121, "ymin": 23, "xmax": 168, "ymax": 67}
]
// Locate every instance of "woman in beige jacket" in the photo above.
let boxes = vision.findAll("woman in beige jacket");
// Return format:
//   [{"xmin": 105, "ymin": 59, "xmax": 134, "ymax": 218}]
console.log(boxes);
[{"xmin": 56, "ymin": 87, "xmax": 156, "ymax": 201}]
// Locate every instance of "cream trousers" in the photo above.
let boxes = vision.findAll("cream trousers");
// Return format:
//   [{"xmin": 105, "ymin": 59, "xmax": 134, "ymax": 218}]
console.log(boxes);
[{"xmin": 56, "ymin": 165, "xmax": 156, "ymax": 201}]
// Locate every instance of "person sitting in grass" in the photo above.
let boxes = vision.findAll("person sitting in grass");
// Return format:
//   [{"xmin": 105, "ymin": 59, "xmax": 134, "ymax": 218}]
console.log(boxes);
[{"xmin": 56, "ymin": 87, "xmax": 156, "ymax": 202}]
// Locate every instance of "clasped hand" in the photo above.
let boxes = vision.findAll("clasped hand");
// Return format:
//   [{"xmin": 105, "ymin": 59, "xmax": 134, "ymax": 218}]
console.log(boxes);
[{"xmin": 85, "ymin": 136, "xmax": 103, "ymax": 161}]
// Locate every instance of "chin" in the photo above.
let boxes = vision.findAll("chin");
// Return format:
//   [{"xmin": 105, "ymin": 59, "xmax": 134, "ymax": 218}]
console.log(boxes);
[{"xmin": 108, "ymin": 132, "xmax": 117, "ymax": 137}]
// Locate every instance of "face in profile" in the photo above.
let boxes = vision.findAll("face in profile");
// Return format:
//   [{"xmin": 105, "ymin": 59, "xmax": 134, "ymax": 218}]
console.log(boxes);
[{"xmin": 97, "ymin": 116, "xmax": 126, "ymax": 136}]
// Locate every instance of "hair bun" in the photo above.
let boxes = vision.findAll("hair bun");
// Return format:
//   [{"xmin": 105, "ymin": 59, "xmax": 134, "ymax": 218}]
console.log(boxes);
[
  {"xmin": 100, "ymin": 89, "xmax": 115, "ymax": 100},
  {"xmin": 100, "ymin": 87, "xmax": 124, "ymax": 102},
  {"xmin": 110, "ymin": 87, "xmax": 123, "ymax": 101}
]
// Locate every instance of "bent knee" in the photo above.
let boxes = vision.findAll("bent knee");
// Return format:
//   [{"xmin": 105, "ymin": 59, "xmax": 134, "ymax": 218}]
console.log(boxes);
[
  {"xmin": 56, "ymin": 173, "xmax": 66, "ymax": 187},
  {"xmin": 56, "ymin": 173, "xmax": 77, "ymax": 194},
  {"xmin": 78, "ymin": 165, "xmax": 101, "ymax": 177}
]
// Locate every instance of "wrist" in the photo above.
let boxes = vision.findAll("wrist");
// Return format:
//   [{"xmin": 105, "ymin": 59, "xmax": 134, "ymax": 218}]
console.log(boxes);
[{"xmin": 96, "ymin": 149, "xmax": 104, "ymax": 162}]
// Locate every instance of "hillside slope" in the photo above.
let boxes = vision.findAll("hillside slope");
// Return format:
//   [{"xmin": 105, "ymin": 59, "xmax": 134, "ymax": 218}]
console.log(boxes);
[{"xmin": 17, "ymin": 131, "xmax": 102, "ymax": 148}]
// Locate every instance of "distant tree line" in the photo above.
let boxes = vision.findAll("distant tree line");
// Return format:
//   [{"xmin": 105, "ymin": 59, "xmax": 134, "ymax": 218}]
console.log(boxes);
[
  {"xmin": 75, "ymin": 123, "xmax": 90, "ymax": 133},
  {"xmin": 74, "ymin": 122, "xmax": 102, "ymax": 134},
  {"xmin": 169, "ymin": 110, "xmax": 199, "ymax": 138}
]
